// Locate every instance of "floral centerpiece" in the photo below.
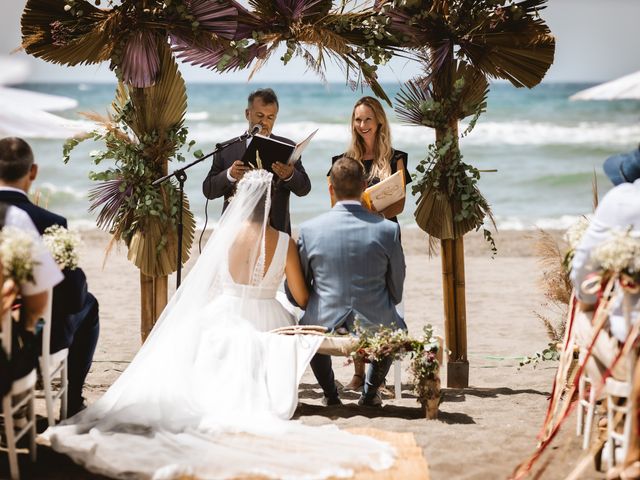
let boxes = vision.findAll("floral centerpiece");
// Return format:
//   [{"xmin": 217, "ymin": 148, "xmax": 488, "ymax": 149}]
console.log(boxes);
[
  {"xmin": 350, "ymin": 322, "xmax": 441, "ymax": 419},
  {"xmin": 42, "ymin": 225, "xmax": 82, "ymax": 270},
  {"xmin": 0, "ymin": 226, "xmax": 38, "ymax": 285}
]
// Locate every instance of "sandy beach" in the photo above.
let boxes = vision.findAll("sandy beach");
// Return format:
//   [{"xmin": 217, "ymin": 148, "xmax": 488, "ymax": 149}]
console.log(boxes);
[{"xmin": 5, "ymin": 226, "xmax": 597, "ymax": 479}]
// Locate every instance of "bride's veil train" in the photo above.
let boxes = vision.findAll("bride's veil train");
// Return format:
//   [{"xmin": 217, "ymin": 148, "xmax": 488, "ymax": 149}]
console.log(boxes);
[{"xmin": 41, "ymin": 170, "xmax": 395, "ymax": 479}]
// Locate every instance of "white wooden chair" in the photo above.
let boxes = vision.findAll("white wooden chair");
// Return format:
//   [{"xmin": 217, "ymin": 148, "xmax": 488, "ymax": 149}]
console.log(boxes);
[
  {"xmin": 576, "ymin": 351, "xmax": 597, "ymax": 450},
  {"xmin": 37, "ymin": 290, "xmax": 68, "ymax": 426},
  {"xmin": 604, "ymin": 290, "xmax": 638, "ymax": 469},
  {"xmin": 1, "ymin": 309, "xmax": 37, "ymax": 480}
]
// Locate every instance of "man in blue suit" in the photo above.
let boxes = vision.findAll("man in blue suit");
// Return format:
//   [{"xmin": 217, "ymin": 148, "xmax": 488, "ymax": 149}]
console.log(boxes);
[
  {"xmin": 0, "ymin": 137, "xmax": 99, "ymax": 416},
  {"xmin": 296, "ymin": 157, "xmax": 406, "ymax": 407}
]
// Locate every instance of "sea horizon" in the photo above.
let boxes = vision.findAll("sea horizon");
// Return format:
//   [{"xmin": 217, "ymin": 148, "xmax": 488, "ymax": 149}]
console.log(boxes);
[{"xmin": 15, "ymin": 81, "xmax": 640, "ymax": 232}]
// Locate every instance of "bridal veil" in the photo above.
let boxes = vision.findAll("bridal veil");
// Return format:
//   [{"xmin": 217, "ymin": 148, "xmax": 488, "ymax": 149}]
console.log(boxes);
[{"xmin": 42, "ymin": 170, "xmax": 395, "ymax": 479}]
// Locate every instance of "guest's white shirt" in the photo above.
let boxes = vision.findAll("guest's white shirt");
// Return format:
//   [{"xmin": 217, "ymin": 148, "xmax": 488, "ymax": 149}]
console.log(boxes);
[
  {"xmin": 4, "ymin": 204, "xmax": 63, "ymax": 295},
  {"xmin": 571, "ymin": 179, "xmax": 640, "ymax": 341}
]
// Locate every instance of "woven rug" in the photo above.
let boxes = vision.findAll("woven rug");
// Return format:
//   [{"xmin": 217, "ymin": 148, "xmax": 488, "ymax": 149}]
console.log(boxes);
[{"xmin": 191, "ymin": 428, "xmax": 429, "ymax": 480}]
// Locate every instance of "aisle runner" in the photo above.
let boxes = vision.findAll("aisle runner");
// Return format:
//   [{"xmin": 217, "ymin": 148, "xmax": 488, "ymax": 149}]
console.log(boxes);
[
  {"xmin": 176, "ymin": 428, "xmax": 430, "ymax": 480},
  {"xmin": 342, "ymin": 428, "xmax": 430, "ymax": 480}
]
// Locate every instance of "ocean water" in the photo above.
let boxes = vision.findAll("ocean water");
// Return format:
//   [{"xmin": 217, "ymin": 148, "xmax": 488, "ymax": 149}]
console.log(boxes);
[{"xmin": 19, "ymin": 82, "xmax": 640, "ymax": 231}]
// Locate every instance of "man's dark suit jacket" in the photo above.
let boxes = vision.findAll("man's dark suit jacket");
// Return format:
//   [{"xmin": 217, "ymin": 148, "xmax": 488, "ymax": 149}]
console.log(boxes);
[
  {"xmin": 0, "ymin": 190, "xmax": 91, "ymax": 352},
  {"xmin": 202, "ymin": 133, "xmax": 311, "ymax": 234}
]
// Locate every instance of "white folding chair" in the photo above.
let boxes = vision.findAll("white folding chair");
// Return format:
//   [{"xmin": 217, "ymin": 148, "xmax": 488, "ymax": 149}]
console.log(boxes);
[
  {"xmin": 37, "ymin": 290, "xmax": 68, "ymax": 426},
  {"xmin": 604, "ymin": 290, "xmax": 638, "ymax": 469},
  {"xmin": 576, "ymin": 350, "xmax": 597, "ymax": 450},
  {"xmin": 1, "ymin": 310, "xmax": 37, "ymax": 480}
]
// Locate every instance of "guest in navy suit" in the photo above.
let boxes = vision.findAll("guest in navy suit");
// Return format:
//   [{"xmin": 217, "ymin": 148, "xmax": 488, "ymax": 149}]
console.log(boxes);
[{"xmin": 0, "ymin": 137, "xmax": 99, "ymax": 416}]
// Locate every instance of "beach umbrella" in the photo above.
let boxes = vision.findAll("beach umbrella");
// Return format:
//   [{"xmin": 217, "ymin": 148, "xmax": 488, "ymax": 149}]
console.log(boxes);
[
  {"xmin": 570, "ymin": 70, "xmax": 640, "ymax": 101},
  {"xmin": 0, "ymin": 56, "xmax": 91, "ymax": 138}
]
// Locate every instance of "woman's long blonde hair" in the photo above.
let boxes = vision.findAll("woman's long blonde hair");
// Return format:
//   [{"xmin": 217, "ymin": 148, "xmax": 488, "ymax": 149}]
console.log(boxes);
[{"xmin": 346, "ymin": 96, "xmax": 393, "ymax": 182}]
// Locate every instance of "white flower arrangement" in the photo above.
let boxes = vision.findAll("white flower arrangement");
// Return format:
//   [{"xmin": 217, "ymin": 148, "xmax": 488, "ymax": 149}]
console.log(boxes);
[
  {"xmin": 563, "ymin": 216, "xmax": 590, "ymax": 273},
  {"xmin": 42, "ymin": 225, "xmax": 82, "ymax": 270},
  {"xmin": 591, "ymin": 229, "xmax": 640, "ymax": 278},
  {"xmin": 563, "ymin": 216, "xmax": 590, "ymax": 251},
  {"xmin": 0, "ymin": 226, "xmax": 38, "ymax": 284}
]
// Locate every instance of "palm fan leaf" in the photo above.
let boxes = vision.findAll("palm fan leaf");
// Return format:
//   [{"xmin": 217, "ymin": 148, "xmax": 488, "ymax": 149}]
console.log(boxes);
[
  {"xmin": 185, "ymin": 0, "xmax": 238, "ymax": 39},
  {"xmin": 120, "ymin": 30, "xmax": 162, "ymax": 88},
  {"xmin": 127, "ymin": 188, "xmax": 196, "ymax": 277},
  {"xmin": 21, "ymin": 0, "xmax": 114, "ymax": 66},
  {"xmin": 88, "ymin": 176, "xmax": 131, "ymax": 236},
  {"xmin": 172, "ymin": 34, "xmax": 266, "ymax": 73},
  {"xmin": 116, "ymin": 41, "xmax": 187, "ymax": 141},
  {"xmin": 414, "ymin": 182, "xmax": 492, "ymax": 239},
  {"xmin": 458, "ymin": 0, "xmax": 555, "ymax": 88},
  {"xmin": 396, "ymin": 61, "xmax": 488, "ymax": 127}
]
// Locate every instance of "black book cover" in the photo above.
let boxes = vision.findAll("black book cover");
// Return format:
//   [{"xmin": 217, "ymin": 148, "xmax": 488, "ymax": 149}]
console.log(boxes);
[{"xmin": 241, "ymin": 135, "xmax": 294, "ymax": 173}]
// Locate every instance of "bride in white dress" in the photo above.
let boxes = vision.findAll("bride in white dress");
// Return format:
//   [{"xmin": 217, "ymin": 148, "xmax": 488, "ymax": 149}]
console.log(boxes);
[{"xmin": 41, "ymin": 169, "xmax": 394, "ymax": 479}]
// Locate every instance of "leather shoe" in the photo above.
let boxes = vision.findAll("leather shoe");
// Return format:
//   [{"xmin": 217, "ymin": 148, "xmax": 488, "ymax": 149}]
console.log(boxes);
[
  {"xmin": 358, "ymin": 393, "xmax": 382, "ymax": 407},
  {"xmin": 321, "ymin": 396, "xmax": 342, "ymax": 407}
]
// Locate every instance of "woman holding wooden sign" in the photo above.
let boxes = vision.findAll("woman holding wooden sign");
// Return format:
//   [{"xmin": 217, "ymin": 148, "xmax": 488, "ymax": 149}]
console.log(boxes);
[{"xmin": 330, "ymin": 96, "xmax": 411, "ymax": 391}]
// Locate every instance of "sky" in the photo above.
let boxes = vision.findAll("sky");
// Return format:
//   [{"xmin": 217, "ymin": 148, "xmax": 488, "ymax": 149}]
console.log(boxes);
[{"xmin": 1, "ymin": 0, "xmax": 640, "ymax": 84}]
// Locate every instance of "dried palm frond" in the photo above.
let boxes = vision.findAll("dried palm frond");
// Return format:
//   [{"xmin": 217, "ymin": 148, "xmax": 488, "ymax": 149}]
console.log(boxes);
[
  {"xmin": 21, "ymin": 0, "xmax": 114, "ymax": 66},
  {"xmin": 127, "ymin": 191, "xmax": 195, "ymax": 277},
  {"xmin": 120, "ymin": 30, "xmax": 161, "ymax": 88},
  {"xmin": 395, "ymin": 60, "xmax": 489, "ymax": 127},
  {"xmin": 381, "ymin": 0, "xmax": 555, "ymax": 88},
  {"xmin": 116, "ymin": 41, "xmax": 187, "ymax": 143}
]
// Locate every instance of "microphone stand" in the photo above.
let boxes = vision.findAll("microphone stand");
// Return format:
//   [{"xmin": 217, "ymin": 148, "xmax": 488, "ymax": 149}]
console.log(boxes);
[{"xmin": 152, "ymin": 130, "xmax": 257, "ymax": 289}]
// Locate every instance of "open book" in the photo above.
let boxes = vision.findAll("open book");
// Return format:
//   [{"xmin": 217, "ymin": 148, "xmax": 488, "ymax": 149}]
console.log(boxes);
[
  {"xmin": 242, "ymin": 129, "xmax": 318, "ymax": 172},
  {"xmin": 361, "ymin": 169, "xmax": 406, "ymax": 211}
]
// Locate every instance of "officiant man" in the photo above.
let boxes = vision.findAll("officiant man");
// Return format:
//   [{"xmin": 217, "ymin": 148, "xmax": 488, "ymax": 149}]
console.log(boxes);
[
  {"xmin": 201, "ymin": 88, "xmax": 311, "ymax": 234},
  {"xmin": 293, "ymin": 157, "xmax": 406, "ymax": 407},
  {"xmin": 0, "ymin": 137, "xmax": 99, "ymax": 416}
]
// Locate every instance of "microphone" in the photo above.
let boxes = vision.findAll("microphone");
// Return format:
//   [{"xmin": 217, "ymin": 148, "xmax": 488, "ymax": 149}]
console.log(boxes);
[{"xmin": 248, "ymin": 124, "xmax": 262, "ymax": 136}]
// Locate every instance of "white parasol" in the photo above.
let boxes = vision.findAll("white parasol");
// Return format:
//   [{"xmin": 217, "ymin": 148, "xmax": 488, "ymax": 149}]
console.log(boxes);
[{"xmin": 570, "ymin": 70, "xmax": 640, "ymax": 101}]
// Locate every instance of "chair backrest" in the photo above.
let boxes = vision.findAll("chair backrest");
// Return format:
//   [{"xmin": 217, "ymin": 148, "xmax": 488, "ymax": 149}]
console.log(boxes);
[
  {"xmin": 39, "ymin": 289, "xmax": 53, "ymax": 359},
  {"xmin": 621, "ymin": 289, "xmax": 638, "ymax": 382},
  {"xmin": 1, "ymin": 308, "xmax": 11, "ymax": 357}
]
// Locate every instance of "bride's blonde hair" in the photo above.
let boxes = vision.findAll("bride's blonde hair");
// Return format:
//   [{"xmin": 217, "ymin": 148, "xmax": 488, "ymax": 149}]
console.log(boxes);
[{"xmin": 345, "ymin": 96, "xmax": 392, "ymax": 182}]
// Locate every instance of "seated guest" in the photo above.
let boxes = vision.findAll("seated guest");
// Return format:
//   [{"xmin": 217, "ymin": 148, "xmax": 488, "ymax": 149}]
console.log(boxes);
[
  {"xmin": 571, "ymin": 147, "xmax": 640, "ymax": 381},
  {"xmin": 0, "ymin": 204, "xmax": 63, "ymax": 399},
  {"xmin": 571, "ymin": 147, "xmax": 640, "ymax": 478},
  {"xmin": 0, "ymin": 138, "xmax": 99, "ymax": 415}
]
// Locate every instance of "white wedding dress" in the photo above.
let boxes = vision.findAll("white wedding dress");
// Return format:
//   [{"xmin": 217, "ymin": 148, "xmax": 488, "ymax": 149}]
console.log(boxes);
[{"xmin": 41, "ymin": 170, "xmax": 395, "ymax": 480}]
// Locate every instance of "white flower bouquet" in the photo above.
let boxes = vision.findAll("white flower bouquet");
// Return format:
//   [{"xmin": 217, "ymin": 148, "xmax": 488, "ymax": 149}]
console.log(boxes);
[
  {"xmin": 0, "ymin": 226, "xmax": 38, "ymax": 284},
  {"xmin": 591, "ymin": 229, "xmax": 640, "ymax": 281},
  {"xmin": 43, "ymin": 225, "xmax": 82, "ymax": 270}
]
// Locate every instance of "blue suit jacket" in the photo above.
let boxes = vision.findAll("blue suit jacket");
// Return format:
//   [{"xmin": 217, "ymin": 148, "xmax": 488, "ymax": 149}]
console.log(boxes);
[
  {"xmin": 297, "ymin": 203, "xmax": 406, "ymax": 332},
  {"xmin": 0, "ymin": 190, "xmax": 92, "ymax": 351}
]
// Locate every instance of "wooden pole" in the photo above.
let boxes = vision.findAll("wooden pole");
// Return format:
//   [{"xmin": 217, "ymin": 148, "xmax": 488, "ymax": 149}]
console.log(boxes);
[
  {"xmin": 140, "ymin": 271, "xmax": 154, "ymax": 343},
  {"xmin": 441, "ymin": 237, "xmax": 469, "ymax": 388}
]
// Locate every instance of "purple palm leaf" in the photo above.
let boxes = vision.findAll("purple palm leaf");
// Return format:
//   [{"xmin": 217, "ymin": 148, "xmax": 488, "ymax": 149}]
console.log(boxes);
[
  {"xmin": 88, "ymin": 177, "xmax": 131, "ymax": 233},
  {"xmin": 171, "ymin": 33, "xmax": 266, "ymax": 72},
  {"xmin": 184, "ymin": 0, "xmax": 238, "ymax": 39},
  {"xmin": 121, "ymin": 30, "xmax": 161, "ymax": 88}
]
